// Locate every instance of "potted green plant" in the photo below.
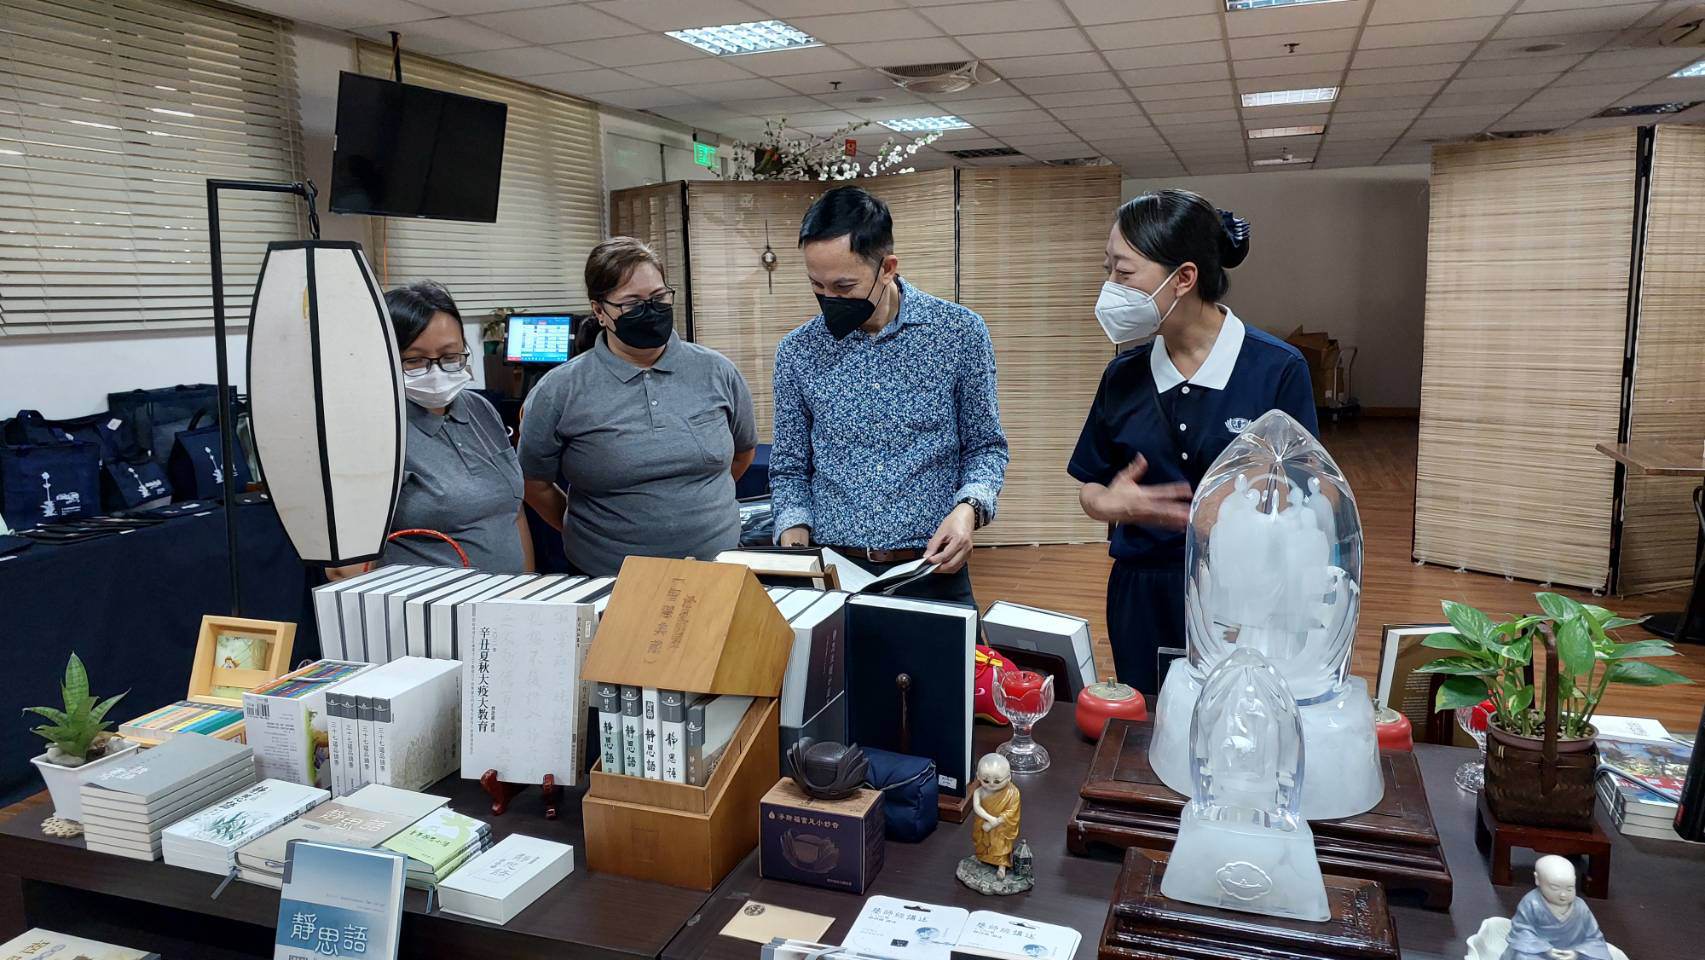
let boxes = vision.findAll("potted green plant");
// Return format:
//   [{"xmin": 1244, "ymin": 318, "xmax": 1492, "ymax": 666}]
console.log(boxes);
[
  {"xmin": 1420, "ymin": 592, "xmax": 1690, "ymax": 829},
  {"xmin": 26, "ymin": 653, "xmax": 135, "ymax": 822}
]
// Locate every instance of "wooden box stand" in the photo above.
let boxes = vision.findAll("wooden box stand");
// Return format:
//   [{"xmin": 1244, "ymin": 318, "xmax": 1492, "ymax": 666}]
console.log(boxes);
[
  {"xmin": 580, "ymin": 557, "xmax": 797, "ymax": 891},
  {"xmin": 1475, "ymin": 793, "xmax": 1611, "ymax": 898},
  {"xmin": 1099, "ymin": 849, "xmax": 1401, "ymax": 960},
  {"xmin": 1068, "ymin": 719, "xmax": 1454, "ymax": 910}
]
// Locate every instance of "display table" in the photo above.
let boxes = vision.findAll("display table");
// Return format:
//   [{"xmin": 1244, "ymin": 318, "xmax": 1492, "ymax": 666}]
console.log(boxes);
[
  {"xmin": 1596, "ymin": 439, "xmax": 1705, "ymax": 642},
  {"xmin": 0, "ymin": 499, "xmax": 317, "ymax": 806}
]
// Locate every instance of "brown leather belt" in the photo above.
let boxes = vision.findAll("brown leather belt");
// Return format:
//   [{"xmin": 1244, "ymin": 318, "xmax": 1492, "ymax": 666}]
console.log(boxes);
[{"xmin": 826, "ymin": 545, "xmax": 925, "ymax": 565}]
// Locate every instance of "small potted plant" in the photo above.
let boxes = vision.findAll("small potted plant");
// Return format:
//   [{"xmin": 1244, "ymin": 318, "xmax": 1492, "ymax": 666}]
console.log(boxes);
[
  {"xmin": 26, "ymin": 653, "xmax": 135, "ymax": 821},
  {"xmin": 1420, "ymin": 592, "xmax": 1690, "ymax": 829}
]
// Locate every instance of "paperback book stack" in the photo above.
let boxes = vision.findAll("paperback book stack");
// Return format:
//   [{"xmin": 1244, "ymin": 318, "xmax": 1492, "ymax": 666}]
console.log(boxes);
[
  {"xmin": 80, "ymin": 736, "xmax": 256, "ymax": 861},
  {"xmin": 234, "ymin": 799, "xmax": 413, "ymax": 888},
  {"xmin": 0, "ymin": 928, "xmax": 157, "ymax": 960},
  {"xmin": 325, "ymin": 657, "xmax": 462, "ymax": 796},
  {"xmin": 381, "ymin": 805, "xmax": 493, "ymax": 889},
  {"xmin": 161, "ymin": 779, "xmax": 329, "ymax": 875},
  {"xmin": 1597, "ymin": 734, "xmax": 1696, "ymax": 842},
  {"xmin": 436, "ymin": 834, "xmax": 574, "ymax": 924}
]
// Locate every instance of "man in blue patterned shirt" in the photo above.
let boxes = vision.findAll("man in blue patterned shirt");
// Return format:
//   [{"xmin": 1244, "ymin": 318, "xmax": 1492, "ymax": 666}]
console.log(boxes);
[{"xmin": 771, "ymin": 187, "xmax": 1008, "ymax": 606}]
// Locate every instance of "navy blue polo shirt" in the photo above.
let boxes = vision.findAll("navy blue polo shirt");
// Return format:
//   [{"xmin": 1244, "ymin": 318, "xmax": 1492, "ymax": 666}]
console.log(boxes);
[{"xmin": 1068, "ymin": 308, "xmax": 1318, "ymax": 565}]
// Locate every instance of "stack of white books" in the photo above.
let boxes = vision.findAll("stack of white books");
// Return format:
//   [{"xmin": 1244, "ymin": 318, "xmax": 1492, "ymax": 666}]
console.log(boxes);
[
  {"xmin": 326, "ymin": 656, "xmax": 463, "ymax": 796},
  {"xmin": 161, "ymin": 779, "xmax": 328, "ymax": 875},
  {"xmin": 234, "ymin": 798, "xmax": 415, "ymax": 888},
  {"xmin": 381, "ymin": 806, "xmax": 493, "ymax": 889},
  {"xmin": 80, "ymin": 735, "xmax": 256, "ymax": 861},
  {"xmin": 436, "ymin": 834, "xmax": 574, "ymax": 924},
  {"xmin": 0, "ymin": 928, "xmax": 158, "ymax": 960}
]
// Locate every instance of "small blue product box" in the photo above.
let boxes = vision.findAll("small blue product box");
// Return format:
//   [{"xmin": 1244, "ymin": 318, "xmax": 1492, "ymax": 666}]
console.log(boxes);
[{"xmin": 759, "ymin": 779, "xmax": 885, "ymax": 894}]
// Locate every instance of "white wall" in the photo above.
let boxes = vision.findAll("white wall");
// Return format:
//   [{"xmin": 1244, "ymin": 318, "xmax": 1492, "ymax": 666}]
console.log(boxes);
[
  {"xmin": 1123, "ymin": 165, "xmax": 1431, "ymax": 410},
  {"xmin": 602, "ymin": 109, "xmax": 725, "ymax": 193}
]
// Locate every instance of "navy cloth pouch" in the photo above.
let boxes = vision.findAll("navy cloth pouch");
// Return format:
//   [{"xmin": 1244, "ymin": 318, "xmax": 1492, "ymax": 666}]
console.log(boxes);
[
  {"xmin": 168, "ymin": 411, "xmax": 251, "ymax": 501},
  {"xmin": 0, "ymin": 441, "xmax": 101, "ymax": 530},
  {"xmin": 863, "ymin": 746, "xmax": 939, "ymax": 842}
]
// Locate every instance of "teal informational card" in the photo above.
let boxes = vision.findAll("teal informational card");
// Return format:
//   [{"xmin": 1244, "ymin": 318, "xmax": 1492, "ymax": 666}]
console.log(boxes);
[{"xmin": 274, "ymin": 840, "xmax": 406, "ymax": 960}]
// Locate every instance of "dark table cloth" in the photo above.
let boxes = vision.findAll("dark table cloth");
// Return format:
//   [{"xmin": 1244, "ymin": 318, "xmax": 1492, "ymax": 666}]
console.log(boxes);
[{"xmin": 0, "ymin": 499, "xmax": 315, "ymax": 805}]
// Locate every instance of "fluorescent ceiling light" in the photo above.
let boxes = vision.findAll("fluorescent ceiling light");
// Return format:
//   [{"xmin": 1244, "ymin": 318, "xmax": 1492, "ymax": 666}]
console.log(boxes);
[
  {"xmin": 150, "ymin": 107, "xmax": 195, "ymax": 118},
  {"xmin": 1247, "ymin": 124, "xmax": 1326, "ymax": 139},
  {"xmin": 1672, "ymin": 59, "xmax": 1705, "ymax": 79},
  {"xmin": 1252, "ymin": 155, "xmax": 1314, "ymax": 166},
  {"xmin": 880, "ymin": 116, "xmax": 971, "ymax": 132},
  {"xmin": 666, "ymin": 20, "xmax": 819, "ymax": 56},
  {"xmin": 1228, "ymin": 0, "xmax": 1347, "ymax": 9},
  {"xmin": 1242, "ymin": 87, "xmax": 1338, "ymax": 108}
]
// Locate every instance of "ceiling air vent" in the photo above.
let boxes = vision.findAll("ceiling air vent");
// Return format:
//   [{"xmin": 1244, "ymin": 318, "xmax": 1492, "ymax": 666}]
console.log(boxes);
[
  {"xmin": 947, "ymin": 147, "xmax": 1022, "ymax": 159},
  {"xmin": 1596, "ymin": 100, "xmax": 1701, "ymax": 117},
  {"xmin": 878, "ymin": 61, "xmax": 997, "ymax": 95},
  {"xmin": 1047, "ymin": 156, "xmax": 1113, "ymax": 166}
]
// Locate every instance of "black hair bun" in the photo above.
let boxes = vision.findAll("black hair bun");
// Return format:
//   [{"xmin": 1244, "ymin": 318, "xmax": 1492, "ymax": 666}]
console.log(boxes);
[{"xmin": 1217, "ymin": 209, "xmax": 1251, "ymax": 269}]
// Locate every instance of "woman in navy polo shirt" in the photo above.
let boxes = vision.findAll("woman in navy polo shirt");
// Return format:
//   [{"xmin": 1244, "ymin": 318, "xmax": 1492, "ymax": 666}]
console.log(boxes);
[{"xmin": 1068, "ymin": 189, "xmax": 1317, "ymax": 694}]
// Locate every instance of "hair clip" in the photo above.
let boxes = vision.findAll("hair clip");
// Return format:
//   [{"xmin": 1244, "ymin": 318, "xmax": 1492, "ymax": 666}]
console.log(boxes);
[{"xmin": 1218, "ymin": 209, "xmax": 1250, "ymax": 247}]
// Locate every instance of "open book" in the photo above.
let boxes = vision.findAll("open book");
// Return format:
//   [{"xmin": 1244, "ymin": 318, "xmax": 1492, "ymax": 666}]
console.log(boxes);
[{"xmin": 714, "ymin": 548, "xmax": 938, "ymax": 595}]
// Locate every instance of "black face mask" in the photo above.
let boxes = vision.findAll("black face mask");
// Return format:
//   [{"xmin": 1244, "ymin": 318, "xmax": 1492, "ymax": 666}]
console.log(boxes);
[
  {"xmin": 816, "ymin": 267, "xmax": 887, "ymax": 340},
  {"xmin": 609, "ymin": 301, "xmax": 673, "ymax": 350}
]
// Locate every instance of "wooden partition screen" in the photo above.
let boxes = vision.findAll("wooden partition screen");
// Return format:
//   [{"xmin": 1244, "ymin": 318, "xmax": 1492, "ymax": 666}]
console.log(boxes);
[
  {"xmin": 1620, "ymin": 124, "xmax": 1705, "ymax": 593},
  {"xmin": 959, "ymin": 166, "xmax": 1120, "ymax": 546},
  {"xmin": 1414, "ymin": 131, "xmax": 1638, "ymax": 590},
  {"xmin": 609, "ymin": 183, "xmax": 688, "ymax": 328}
]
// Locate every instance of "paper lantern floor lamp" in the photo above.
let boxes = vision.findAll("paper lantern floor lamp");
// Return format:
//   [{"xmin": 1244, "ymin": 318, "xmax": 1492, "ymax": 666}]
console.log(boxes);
[{"xmin": 205, "ymin": 179, "xmax": 402, "ymax": 615}]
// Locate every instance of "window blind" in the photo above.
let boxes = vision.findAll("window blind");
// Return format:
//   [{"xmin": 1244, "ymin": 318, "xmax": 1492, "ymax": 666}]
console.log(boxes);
[
  {"xmin": 0, "ymin": 0, "xmax": 305, "ymax": 335},
  {"xmin": 355, "ymin": 44, "xmax": 605, "ymax": 316}
]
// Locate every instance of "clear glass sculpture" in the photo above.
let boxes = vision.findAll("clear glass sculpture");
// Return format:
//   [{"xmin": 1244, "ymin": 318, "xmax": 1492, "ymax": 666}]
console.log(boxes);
[
  {"xmin": 1161, "ymin": 648, "xmax": 1329, "ymax": 922},
  {"xmin": 1151, "ymin": 410, "xmax": 1384, "ymax": 820},
  {"xmin": 991, "ymin": 666, "xmax": 1054, "ymax": 774},
  {"xmin": 1455, "ymin": 706, "xmax": 1488, "ymax": 793}
]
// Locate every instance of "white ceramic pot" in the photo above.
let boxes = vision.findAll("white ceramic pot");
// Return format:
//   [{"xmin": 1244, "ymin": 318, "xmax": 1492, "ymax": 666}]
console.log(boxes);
[{"xmin": 30, "ymin": 740, "xmax": 142, "ymax": 821}]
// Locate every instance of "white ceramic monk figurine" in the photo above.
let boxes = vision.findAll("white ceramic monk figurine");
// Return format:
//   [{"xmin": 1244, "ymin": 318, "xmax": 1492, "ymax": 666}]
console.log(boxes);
[
  {"xmin": 971, "ymin": 753, "xmax": 1021, "ymax": 880},
  {"xmin": 1501, "ymin": 856, "xmax": 1612, "ymax": 960}
]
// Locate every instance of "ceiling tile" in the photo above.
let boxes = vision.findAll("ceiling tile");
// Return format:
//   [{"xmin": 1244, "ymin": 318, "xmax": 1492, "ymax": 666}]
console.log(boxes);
[
  {"xmin": 1051, "ymin": 102, "xmax": 1144, "ymax": 120},
  {"xmin": 959, "ymin": 107, "xmax": 1055, "ymax": 125},
  {"xmin": 1151, "ymin": 106, "xmax": 1242, "ymax": 123},
  {"xmin": 690, "ymin": 77, "xmax": 805, "ymax": 101},
  {"xmin": 919, "ymin": 0, "xmax": 1075, "ymax": 32},
  {"xmin": 1576, "ymin": 46, "xmax": 1702, "ymax": 71},
  {"xmin": 1332, "ymin": 93, "xmax": 1437, "ymax": 111},
  {"xmin": 1346, "ymin": 63, "xmax": 1461, "ymax": 85},
  {"xmin": 775, "ymin": 69, "xmax": 894, "ymax": 95},
  {"xmin": 1350, "ymin": 42, "xmax": 1481, "ymax": 68},
  {"xmin": 1457, "ymin": 53, "xmax": 1584, "ymax": 76},
  {"xmin": 1130, "ymin": 79, "xmax": 1236, "ymax": 100},
  {"xmin": 1103, "ymin": 40, "xmax": 1226, "ymax": 71},
  {"xmin": 1360, "ymin": 17, "xmax": 1501, "ymax": 47},
  {"xmin": 1032, "ymin": 89, "xmax": 1135, "ymax": 108},
  {"xmin": 791, "ymin": 9, "xmax": 942, "ymax": 43},
  {"xmin": 749, "ymin": 0, "xmax": 905, "ymax": 12},
  {"xmin": 1342, "ymin": 79, "xmax": 1447, "ymax": 98},
  {"xmin": 1120, "ymin": 61, "xmax": 1230, "ymax": 86},
  {"xmin": 1235, "ymin": 52, "xmax": 1349, "ymax": 77},
  {"xmin": 1429, "ymin": 88, "xmax": 1527, "ymax": 106},
  {"xmin": 1325, "ymin": 117, "xmax": 1416, "ymax": 135},
  {"xmin": 838, "ymin": 37, "xmax": 972, "ymax": 67},
  {"xmin": 954, "ymin": 97, "xmax": 1050, "ymax": 117},
  {"xmin": 530, "ymin": 69, "xmax": 651, "ymax": 95},
  {"xmin": 816, "ymin": 87, "xmax": 927, "ymax": 109},
  {"xmin": 734, "ymin": 45, "xmax": 861, "ymax": 77},
  {"xmin": 584, "ymin": 0, "xmax": 767, "ymax": 31},
  {"xmin": 1235, "ymin": 71, "xmax": 1342, "ymax": 92},
  {"xmin": 244, "ymin": 0, "xmax": 441, "ymax": 29},
  {"xmin": 922, "ymin": 80, "xmax": 1024, "ymax": 101},
  {"xmin": 549, "ymin": 34, "xmax": 710, "ymax": 68},
  {"xmin": 596, "ymin": 87, "xmax": 707, "ymax": 109},
  {"xmin": 961, "ymin": 29, "xmax": 1094, "ymax": 60},
  {"xmin": 380, "ymin": 0, "xmax": 556, "ymax": 14},
  {"xmin": 728, "ymin": 95, "xmax": 830, "ymax": 115},
  {"xmin": 1021, "ymin": 141, "xmax": 1100, "ymax": 160},
  {"xmin": 1001, "ymin": 131, "xmax": 1088, "ymax": 145},
  {"xmin": 1086, "ymin": 15, "xmax": 1221, "ymax": 50},
  {"xmin": 1369, "ymin": 0, "xmax": 1518, "ymax": 23},
  {"xmin": 624, "ymin": 58, "xmax": 756, "ymax": 85},
  {"xmin": 1422, "ymin": 102, "xmax": 1516, "ymax": 118},
  {"xmin": 1636, "ymin": 76, "xmax": 1705, "ymax": 100},
  {"xmin": 985, "ymin": 53, "xmax": 1111, "ymax": 78},
  {"xmin": 473, "ymin": 4, "xmax": 646, "ymax": 42},
  {"xmin": 1445, "ymin": 72, "xmax": 1557, "ymax": 91},
  {"xmin": 1494, "ymin": 4, "xmax": 1656, "ymax": 38},
  {"xmin": 1007, "ymin": 71, "xmax": 1124, "ymax": 94},
  {"xmin": 368, "ymin": 17, "xmax": 528, "ymax": 54},
  {"xmin": 1472, "ymin": 32, "xmax": 1614, "ymax": 59},
  {"xmin": 1062, "ymin": 0, "xmax": 1221, "ymax": 24},
  {"xmin": 1227, "ymin": 0, "xmax": 1368, "ymax": 36},
  {"xmin": 1240, "ymin": 101, "xmax": 1333, "ymax": 119},
  {"xmin": 977, "ymin": 119, "xmax": 1071, "ymax": 136},
  {"xmin": 446, "ymin": 45, "xmax": 594, "ymax": 75},
  {"xmin": 1230, "ymin": 28, "xmax": 1360, "ymax": 60},
  {"xmin": 1523, "ymin": 83, "xmax": 1640, "ymax": 107}
]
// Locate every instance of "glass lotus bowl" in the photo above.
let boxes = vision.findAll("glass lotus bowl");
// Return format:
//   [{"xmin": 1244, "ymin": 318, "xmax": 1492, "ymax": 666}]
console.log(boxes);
[
  {"xmin": 992, "ymin": 666, "xmax": 1055, "ymax": 774},
  {"xmin": 1183, "ymin": 409, "xmax": 1363, "ymax": 703},
  {"xmin": 1455, "ymin": 703, "xmax": 1491, "ymax": 792}
]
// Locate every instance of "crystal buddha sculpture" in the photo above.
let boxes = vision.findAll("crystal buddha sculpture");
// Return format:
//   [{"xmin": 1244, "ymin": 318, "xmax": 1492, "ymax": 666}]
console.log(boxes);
[
  {"xmin": 1161, "ymin": 647, "xmax": 1328, "ymax": 921},
  {"xmin": 1151, "ymin": 410, "xmax": 1383, "ymax": 820}
]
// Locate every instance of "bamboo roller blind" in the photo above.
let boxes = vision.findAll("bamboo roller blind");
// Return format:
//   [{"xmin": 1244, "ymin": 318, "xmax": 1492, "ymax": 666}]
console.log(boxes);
[
  {"xmin": 1414, "ymin": 130, "xmax": 1636, "ymax": 590},
  {"xmin": 1620, "ymin": 123, "xmax": 1705, "ymax": 594},
  {"xmin": 609, "ymin": 182, "xmax": 686, "ymax": 322},
  {"xmin": 958, "ymin": 166, "xmax": 1119, "ymax": 546}
]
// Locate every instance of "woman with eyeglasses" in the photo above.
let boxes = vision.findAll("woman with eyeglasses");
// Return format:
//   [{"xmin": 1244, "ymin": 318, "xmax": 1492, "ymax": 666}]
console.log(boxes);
[
  {"xmin": 328, "ymin": 280, "xmax": 534, "ymax": 579},
  {"xmin": 518, "ymin": 237, "xmax": 756, "ymax": 576}
]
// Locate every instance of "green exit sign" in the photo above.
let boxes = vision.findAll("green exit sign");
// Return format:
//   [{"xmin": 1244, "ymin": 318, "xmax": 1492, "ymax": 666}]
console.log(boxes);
[{"xmin": 693, "ymin": 142, "xmax": 717, "ymax": 168}]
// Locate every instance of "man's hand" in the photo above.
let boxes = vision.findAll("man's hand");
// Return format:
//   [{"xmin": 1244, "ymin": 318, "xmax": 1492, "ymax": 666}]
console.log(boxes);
[
  {"xmin": 779, "ymin": 525, "xmax": 811, "ymax": 548},
  {"xmin": 924, "ymin": 502, "xmax": 976, "ymax": 573},
  {"xmin": 1088, "ymin": 455, "xmax": 1192, "ymax": 530}
]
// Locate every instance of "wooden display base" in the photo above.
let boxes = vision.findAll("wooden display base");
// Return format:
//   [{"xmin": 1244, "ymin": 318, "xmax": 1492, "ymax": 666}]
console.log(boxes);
[
  {"xmin": 939, "ymin": 790, "xmax": 972, "ymax": 824},
  {"xmin": 1068, "ymin": 719, "xmax": 1453, "ymax": 910},
  {"xmin": 1475, "ymin": 793, "xmax": 1611, "ymax": 898},
  {"xmin": 1098, "ymin": 848, "xmax": 1401, "ymax": 960}
]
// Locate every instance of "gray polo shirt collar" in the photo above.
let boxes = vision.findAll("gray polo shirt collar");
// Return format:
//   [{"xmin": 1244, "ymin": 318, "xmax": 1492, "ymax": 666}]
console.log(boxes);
[
  {"xmin": 406, "ymin": 393, "xmax": 472, "ymax": 438},
  {"xmin": 591, "ymin": 331, "xmax": 682, "ymax": 383}
]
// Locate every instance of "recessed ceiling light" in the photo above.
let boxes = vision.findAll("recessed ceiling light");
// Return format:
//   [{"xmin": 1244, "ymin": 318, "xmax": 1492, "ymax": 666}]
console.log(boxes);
[
  {"xmin": 1673, "ymin": 59, "xmax": 1705, "ymax": 79},
  {"xmin": 1521, "ymin": 42, "xmax": 1566, "ymax": 53},
  {"xmin": 855, "ymin": 95, "xmax": 885, "ymax": 103},
  {"xmin": 666, "ymin": 20, "xmax": 820, "ymax": 57},
  {"xmin": 1252, "ymin": 154, "xmax": 1314, "ymax": 166},
  {"xmin": 1247, "ymin": 124, "xmax": 1326, "ymax": 139},
  {"xmin": 1227, "ymin": 0, "xmax": 1347, "ymax": 10},
  {"xmin": 881, "ymin": 116, "xmax": 971, "ymax": 132},
  {"xmin": 1241, "ymin": 86, "xmax": 1338, "ymax": 108},
  {"xmin": 1596, "ymin": 100, "xmax": 1701, "ymax": 117}
]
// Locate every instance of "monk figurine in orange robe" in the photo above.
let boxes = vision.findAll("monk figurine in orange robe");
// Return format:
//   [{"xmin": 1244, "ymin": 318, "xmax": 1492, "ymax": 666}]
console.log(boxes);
[{"xmin": 971, "ymin": 754, "xmax": 1021, "ymax": 879}]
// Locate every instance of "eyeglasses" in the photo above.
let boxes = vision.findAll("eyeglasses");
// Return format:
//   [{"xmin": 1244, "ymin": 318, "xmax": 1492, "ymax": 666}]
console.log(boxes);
[
  {"xmin": 596, "ymin": 287, "xmax": 675, "ymax": 317},
  {"xmin": 401, "ymin": 353, "xmax": 471, "ymax": 377}
]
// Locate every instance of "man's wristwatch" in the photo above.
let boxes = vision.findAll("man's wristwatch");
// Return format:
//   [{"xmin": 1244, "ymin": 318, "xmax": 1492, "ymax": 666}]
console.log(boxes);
[{"xmin": 958, "ymin": 497, "xmax": 988, "ymax": 530}]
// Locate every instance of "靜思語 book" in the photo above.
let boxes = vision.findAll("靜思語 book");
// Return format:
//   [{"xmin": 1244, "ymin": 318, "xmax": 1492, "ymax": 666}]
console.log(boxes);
[{"xmin": 274, "ymin": 841, "xmax": 405, "ymax": 960}]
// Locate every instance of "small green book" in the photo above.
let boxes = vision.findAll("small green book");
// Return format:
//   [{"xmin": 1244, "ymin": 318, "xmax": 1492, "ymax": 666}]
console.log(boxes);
[{"xmin": 381, "ymin": 807, "xmax": 490, "ymax": 876}]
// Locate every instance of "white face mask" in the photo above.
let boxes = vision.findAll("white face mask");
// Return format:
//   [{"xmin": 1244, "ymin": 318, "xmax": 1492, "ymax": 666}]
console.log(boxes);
[
  {"xmin": 1094, "ymin": 266, "xmax": 1181, "ymax": 344},
  {"xmin": 403, "ymin": 365, "xmax": 472, "ymax": 409}
]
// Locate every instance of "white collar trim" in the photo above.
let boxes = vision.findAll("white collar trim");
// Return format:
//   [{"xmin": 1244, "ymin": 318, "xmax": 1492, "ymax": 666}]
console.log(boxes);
[{"xmin": 1150, "ymin": 305, "xmax": 1245, "ymax": 392}]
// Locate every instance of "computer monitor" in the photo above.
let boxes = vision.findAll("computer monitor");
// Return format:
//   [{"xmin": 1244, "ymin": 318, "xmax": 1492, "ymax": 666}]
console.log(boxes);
[{"xmin": 505, "ymin": 314, "xmax": 575, "ymax": 364}]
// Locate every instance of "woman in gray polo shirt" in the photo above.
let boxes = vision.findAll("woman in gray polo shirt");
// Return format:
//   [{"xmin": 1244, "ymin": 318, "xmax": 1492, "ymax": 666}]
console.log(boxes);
[{"xmin": 519, "ymin": 238, "xmax": 756, "ymax": 576}]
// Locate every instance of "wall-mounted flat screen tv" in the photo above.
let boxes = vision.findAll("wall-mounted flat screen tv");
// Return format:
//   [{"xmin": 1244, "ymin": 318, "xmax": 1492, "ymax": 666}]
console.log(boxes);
[{"xmin": 330, "ymin": 71, "xmax": 507, "ymax": 222}]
